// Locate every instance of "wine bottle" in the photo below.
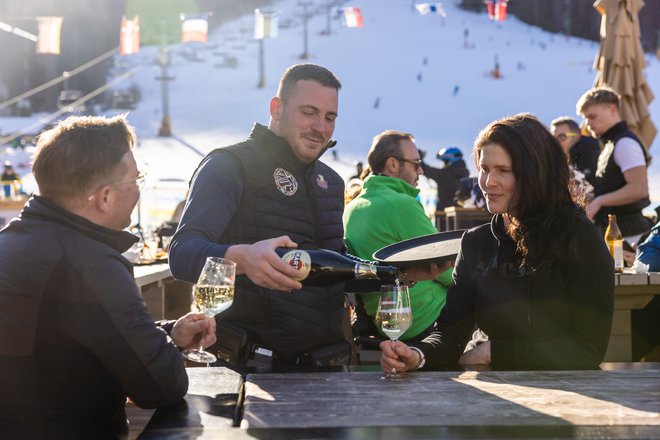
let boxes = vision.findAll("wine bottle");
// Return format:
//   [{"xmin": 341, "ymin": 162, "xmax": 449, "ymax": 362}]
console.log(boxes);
[
  {"xmin": 276, "ymin": 247, "xmax": 398, "ymax": 286},
  {"xmin": 605, "ymin": 214, "xmax": 623, "ymax": 273}
]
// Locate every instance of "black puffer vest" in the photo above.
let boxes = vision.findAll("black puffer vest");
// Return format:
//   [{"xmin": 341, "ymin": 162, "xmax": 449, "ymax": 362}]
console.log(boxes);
[
  {"xmin": 594, "ymin": 121, "xmax": 650, "ymax": 236},
  {"xmin": 208, "ymin": 124, "xmax": 346, "ymax": 362}
]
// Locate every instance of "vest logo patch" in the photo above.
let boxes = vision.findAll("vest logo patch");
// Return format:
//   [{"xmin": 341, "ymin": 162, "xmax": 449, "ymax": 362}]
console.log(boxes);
[
  {"xmin": 273, "ymin": 167, "xmax": 298, "ymax": 196},
  {"xmin": 316, "ymin": 174, "xmax": 328, "ymax": 190}
]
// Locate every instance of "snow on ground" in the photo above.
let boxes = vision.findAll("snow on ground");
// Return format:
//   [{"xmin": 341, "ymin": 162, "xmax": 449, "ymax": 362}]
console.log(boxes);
[{"xmin": 2, "ymin": 0, "xmax": 659, "ymax": 228}]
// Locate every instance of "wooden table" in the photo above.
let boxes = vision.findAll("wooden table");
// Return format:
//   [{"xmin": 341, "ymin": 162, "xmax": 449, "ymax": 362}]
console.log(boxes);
[
  {"xmin": 137, "ymin": 364, "xmax": 660, "ymax": 439},
  {"xmin": 134, "ymin": 263, "xmax": 192, "ymax": 320},
  {"xmin": 443, "ymin": 206, "xmax": 492, "ymax": 231},
  {"xmin": 0, "ymin": 197, "xmax": 27, "ymax": 228},
  {"xmin": 607, "ymin": 271, "xmax": 660, "ymax": 361}
]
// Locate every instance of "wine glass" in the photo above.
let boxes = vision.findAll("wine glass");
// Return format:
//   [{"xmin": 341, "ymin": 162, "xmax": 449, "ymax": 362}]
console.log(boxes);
[
  {"xmin": 183, "ymin": 257, "xmax": 236, "ymax": 364},
  {"xmin": 375, "ymin": 284, "xmax": 412, "ymax": 379}
]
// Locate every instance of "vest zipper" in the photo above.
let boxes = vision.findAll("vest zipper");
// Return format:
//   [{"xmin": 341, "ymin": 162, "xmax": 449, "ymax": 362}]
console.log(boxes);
[{"xmin": 306, "ymin": 171, "xmax": 323, "ymax": 247}]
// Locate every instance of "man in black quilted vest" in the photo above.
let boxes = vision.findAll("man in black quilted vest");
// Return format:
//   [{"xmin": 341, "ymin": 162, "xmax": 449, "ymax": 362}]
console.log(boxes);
[
  {"xmin": 577, "ymin": 86, "xmax": 651, "ymax": 245},
  {"xmin": 169, "ymin": 64, "xmax": 360, "ymax": 369}
]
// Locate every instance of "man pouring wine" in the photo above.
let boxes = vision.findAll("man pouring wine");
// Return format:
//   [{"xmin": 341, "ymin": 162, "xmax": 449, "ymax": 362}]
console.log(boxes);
[{"xmin": 170, "ymin": 64, "xmax": 446, "ymax": 371}]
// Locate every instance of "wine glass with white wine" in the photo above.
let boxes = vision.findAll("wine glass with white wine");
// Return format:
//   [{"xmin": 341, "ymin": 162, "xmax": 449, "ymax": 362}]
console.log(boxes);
[
  {"xmin": 183, "ymin": 257, "xmax": 236, "ymax": 364},
  {"xmin": 375, "ymin": 284, "xmax": 412, "ymax": 379}
]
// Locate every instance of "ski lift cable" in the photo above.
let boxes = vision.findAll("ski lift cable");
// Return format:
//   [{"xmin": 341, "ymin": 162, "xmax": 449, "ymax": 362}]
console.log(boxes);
[
  {"xmin": 0, "ymin": 46, "xmax": 119, "ymax": 111},
  {"xmin": 0, "ymin": 66, "xmax": 142, "ymax": 146}
]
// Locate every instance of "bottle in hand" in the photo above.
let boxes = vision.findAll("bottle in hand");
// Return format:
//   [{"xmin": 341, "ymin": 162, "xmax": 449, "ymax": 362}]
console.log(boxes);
[
  {"xmin": 276, "ymin": 247, "xmax": 398, "ymax": 286},
  {"xmin": 605, "ymin": 214, "xmax": 624, "ymax": 273}
]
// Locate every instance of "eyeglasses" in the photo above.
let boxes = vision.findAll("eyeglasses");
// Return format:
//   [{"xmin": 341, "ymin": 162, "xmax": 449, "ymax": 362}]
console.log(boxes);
[
  {"xmin": 87, "ymin": 171, "xmax": 147, "ymax": 201},
  {"xmin": 556, "ymin": 132, "xmax": 579, "ymax": 142},
  {"xmin": 392, "ymin": 157, "xmax": 422, "ymax": 171},
  {"xmin": 110, "ymin": 171, "xmax": 147, "ymax": 190}
]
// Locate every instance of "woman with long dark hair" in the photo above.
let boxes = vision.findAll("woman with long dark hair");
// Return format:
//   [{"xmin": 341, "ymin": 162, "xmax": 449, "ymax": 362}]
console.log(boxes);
[{"xmin": 380, "ymin": 113, "xmax": 614, "ymax": 371}]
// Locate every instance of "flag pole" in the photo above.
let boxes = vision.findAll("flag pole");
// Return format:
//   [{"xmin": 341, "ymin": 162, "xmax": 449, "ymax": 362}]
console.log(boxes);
[{"xmin": 257, "ymin": 38, "xmax": 266, "ymax": 88}]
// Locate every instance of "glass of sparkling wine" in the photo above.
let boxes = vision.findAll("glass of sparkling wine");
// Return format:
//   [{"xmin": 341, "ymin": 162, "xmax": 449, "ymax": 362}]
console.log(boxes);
[
  {"xmin": 375, "ymin": 284, "xmax": 412, "ymax": 379},
  {"xmin": 183, "ymin": 256, "xmax": 236, "ymax": 364}
]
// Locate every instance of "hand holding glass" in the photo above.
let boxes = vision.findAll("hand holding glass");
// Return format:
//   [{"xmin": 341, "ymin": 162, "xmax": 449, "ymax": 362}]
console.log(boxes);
[
  {"xmin": 183, "ymin": 257, "xmax": 236, "ymax": 364},
  {"xmin": 375, "ymin": 284, "xmax": 412, "ymax": 378}
]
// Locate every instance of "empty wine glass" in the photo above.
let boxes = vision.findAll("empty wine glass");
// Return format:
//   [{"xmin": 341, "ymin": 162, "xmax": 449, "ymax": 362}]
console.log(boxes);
[
  {"xmin": 375, "ymin": 284, "xmax": 412, "ymax": 379},
  {"xmin": 182, "ymin": 257, "xmax": 236, "ymax": 364}
]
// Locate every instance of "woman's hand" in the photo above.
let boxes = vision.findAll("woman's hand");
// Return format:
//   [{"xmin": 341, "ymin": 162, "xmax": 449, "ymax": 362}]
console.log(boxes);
[{"xmin": 379, "ymin": 340, "xmax": 421, "ymax": 373}]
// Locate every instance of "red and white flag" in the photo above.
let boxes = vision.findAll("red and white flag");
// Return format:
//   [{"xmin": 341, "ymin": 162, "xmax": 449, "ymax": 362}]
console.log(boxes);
[
  {"xmin": 341, "ymin": 7, "xmax": 363, "ymax": 28},
  {"xmin": 181, "ymin": 13, "xmax": 208, "ymax": 43},
  {"xmin": 36, "ymin": 16, "xmax": 62, "ymax": 54},
  {"xmin": 120, "ymin": 15, "xmax": 140, "ymax": 55},
  {"xmin": 254, "ymin": 9, "xmax": 279, "ymax": 39}
]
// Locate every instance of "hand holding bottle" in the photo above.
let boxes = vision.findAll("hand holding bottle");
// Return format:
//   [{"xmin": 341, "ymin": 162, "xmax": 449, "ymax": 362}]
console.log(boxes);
[{"xmin": 224, "ymin": 236, "xmax": 303, "ymax": 292}]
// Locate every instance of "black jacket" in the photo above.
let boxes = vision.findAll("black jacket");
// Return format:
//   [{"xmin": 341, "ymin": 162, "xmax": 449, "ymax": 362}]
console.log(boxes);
[
  {"xmin": 569, "ymin": 135, "xmax": 600, "ymax": 185},
  {"xmin": 417, "ymin": 214, "xmax": 614, "ymax": 370},
  {"xmin": 0, "ymin": 196, "xmax": 187, "ymax": 439},
  {"xmin": 420, "ymin": 159, "xmax": 470, "ymax": 211}
]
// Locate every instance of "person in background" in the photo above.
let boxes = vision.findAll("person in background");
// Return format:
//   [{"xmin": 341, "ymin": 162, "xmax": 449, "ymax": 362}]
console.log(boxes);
[
  {"xmin": 169, "ymin": 64, "xmax": 445, "ymax": 371},
  {"xmin": 550, "ymin": 116, "xmax": 601, "ymax": 185},
  {"xmin": 380, "ymin": 113, "xmax": 614, "ymax": 372},
  {"xmin": 344, "ymin": 130, "xmax": 453, "ymax": 345},
  {"xmin": 577, "ymin": 86, "xmax": 651, "ymax": 245},
  {"xmin": 0, "ymin": 115, "xmax": 216, "ymax": 439},
  {"xmin": 1, "ymin": 161, "xmax": 21, "ymax": 198},
  {"xmin": 419, "ymin": 146, "xmax": 470, "ymax": 214}
]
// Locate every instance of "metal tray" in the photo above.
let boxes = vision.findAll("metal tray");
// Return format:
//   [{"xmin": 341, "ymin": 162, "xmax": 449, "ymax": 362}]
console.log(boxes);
[{"xmin": 373, "ymin": 230, "xmax": 464, "ymax": 267}]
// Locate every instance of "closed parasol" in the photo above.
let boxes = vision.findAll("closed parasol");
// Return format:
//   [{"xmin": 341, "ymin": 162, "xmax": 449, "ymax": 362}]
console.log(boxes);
[{"xmin": 593, "ymin": 0, "xmax": 656, "ymax": 150}]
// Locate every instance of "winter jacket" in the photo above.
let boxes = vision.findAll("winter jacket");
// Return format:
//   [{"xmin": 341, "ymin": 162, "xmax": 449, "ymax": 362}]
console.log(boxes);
[
  {"xmin": 420, "ymin": 159, "xmax": 470, "ymax": 211},
  {"xmin": 416, "ymin": 213, "xmax": 614, "ymax": 370},
  {"xmin": 170, "ymin": 124, "xmax": 348, "ymax": 364},
  {"xmin": 0, "ymin": 196, "xmax": 187, "ymax": 439},
  {"xmin": 344, "ymin": 174, "xmax": 452, "ymax": 339}
]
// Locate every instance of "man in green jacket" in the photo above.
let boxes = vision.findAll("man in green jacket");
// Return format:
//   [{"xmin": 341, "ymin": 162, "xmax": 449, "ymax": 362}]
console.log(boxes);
[{"xmin": 343, "ymin": 130, "xmax": 453, "ymax": 342}]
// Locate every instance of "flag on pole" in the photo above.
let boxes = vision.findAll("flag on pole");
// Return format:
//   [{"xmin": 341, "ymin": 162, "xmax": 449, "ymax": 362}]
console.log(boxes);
[
  {"xmin": 340, "ymin": 7, "xmax": 363, "ymax": 28},
  {"xmin": 120, "ymin": 15, "xmax": 140, "ymax": 55},
  {"xmin": 36, "ymin": 16, "xmax": 63, "ymax": 54},
  {"xmin": 254, "ymin": 9, "xmax": 279, "ymax": 39},
  {"xmin": 485, "ymin": 0, "xmax": 495, "ymax": 19},
  {"xmin": 494, "ymin": 0, "xmax": 508, "ymax": 21},
  {"xmin": 415, "ymin": 3, "xmax": 447, "ymax": 17},
  {"xmin": 180, "ymin": 13, "xmax": 208, "ymax": 43}
]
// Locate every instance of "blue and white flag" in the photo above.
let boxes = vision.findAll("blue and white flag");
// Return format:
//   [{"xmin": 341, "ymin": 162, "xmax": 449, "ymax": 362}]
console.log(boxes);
[{"xmin": 415, "ymin": 3, "xmax": 447, "ymax": 17}]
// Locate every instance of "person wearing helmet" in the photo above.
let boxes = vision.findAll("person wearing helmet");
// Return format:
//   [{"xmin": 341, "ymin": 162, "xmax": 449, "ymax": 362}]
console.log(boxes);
[{"xmin": 420, "ymin": 146, "xmax": 469, "ymax": 213}]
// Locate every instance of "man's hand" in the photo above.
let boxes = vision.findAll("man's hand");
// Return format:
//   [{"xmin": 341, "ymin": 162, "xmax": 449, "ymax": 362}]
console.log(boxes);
[
  {"xmin": 379, "ymin": 340, "xmax": 421, "ymax": 373},
  {"xmin": 458, "ymin": 340, "xmax": 491, "ymax": 366},
  {"xmin": 225, "ymin": 236, "xmax": 304, "ymax": 291},
  {"xmin": 406, "ymin": 261, "xmax": 453, "ymax": 282},
  {"xmin": 170, "ymin": 312, "xmax": 217, "ymax": 350}
]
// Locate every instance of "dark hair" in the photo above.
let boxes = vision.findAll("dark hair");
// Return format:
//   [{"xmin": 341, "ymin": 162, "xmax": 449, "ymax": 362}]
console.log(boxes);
[
  {"xmin": 277, "ymin": 64, "xmax": 341, "ymax": 103},
  {"xmin": 550, "ymin": 116, "xmax": 580, "ymax": 133},
  {"xmin": 33, "ymin": 115, "xmax": 136, "ymax": 204},
  {"xmin": 367, "ymin": 130, "xmax": 414, "ymax": 174},
  {"xmin": 576, "ymin": 86, "xmax": 620, "ymax": 114},
  {"xmin": 474, "ymin": 113, "xmax": 581, "ymax": 271}
]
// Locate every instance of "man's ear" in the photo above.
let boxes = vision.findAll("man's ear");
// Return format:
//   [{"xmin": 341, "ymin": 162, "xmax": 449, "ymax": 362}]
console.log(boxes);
[
  {"xmin": 92, "ymin": 185, "xmax": 112, "ymax": 213},
  {"xmin": 269, "ymin": 96, "xmax": 281, "ymax": 120}
]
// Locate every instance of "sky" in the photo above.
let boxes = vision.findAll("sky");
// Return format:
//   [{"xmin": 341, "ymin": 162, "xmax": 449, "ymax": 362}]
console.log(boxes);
[{"xmin": 1, "ymin": 0, "xmax": 659, "ymax": 228}]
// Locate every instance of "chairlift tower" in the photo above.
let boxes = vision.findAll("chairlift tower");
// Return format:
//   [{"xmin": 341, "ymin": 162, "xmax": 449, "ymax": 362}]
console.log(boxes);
[
  {"xmin": 298, "ymin": 1, "xmax": 313, "ymax": 59},
  {"xmin": 156, "ymin": 48, "xmax": 175, "ymax": 137}
]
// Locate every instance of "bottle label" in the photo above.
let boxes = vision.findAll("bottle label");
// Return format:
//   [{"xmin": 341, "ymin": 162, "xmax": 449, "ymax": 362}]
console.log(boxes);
[
  {"xmin": 611, "ymin": 240, "xmax": 624, "ymax": 271},
  {"xmin": 280, "ymin": 249, "xmax": 311, "ymax": 280}
]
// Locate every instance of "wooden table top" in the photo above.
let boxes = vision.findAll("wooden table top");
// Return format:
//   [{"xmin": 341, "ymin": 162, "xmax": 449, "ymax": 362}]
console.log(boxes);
[{"xmin": 138, "ymin": 364, "xmax": 660, "ymax": 439}]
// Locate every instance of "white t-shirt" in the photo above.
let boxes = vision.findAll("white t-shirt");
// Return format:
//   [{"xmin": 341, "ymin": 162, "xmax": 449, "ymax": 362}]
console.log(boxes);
[{"xmin": 613, "ymin": 137, "xmax": 646, "ymax": 172}]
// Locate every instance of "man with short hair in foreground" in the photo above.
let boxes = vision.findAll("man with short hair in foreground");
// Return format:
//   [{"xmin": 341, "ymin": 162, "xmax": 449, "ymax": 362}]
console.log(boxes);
[{"xmin": 0, "ymin": 115, "xmax": 216, "ymax": 439}]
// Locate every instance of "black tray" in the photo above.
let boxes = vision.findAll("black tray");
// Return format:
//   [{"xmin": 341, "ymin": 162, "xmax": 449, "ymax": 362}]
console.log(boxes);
[{"xmin": 373, "ymin": 230, "xmax": 465, "ymax": 267}]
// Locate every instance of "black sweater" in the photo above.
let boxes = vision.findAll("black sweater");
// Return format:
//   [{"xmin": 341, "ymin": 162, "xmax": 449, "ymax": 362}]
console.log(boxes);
[{"xmin": 418, "ymin": 213, "xmax": 614, "ymax": 370}]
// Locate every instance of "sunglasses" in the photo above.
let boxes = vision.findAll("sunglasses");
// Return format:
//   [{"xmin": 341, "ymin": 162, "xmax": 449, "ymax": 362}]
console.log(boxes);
[
  {"xmin": 556, "ymin": 132, "xmax": 579, "ymax": 142},
  {"xmin": 393, "ymin": 157, "xmax": 422, "ymax": 171}
]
